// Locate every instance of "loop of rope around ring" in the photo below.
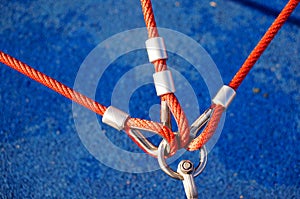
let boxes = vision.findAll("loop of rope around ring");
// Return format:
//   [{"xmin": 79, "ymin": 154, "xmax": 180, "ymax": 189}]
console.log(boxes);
[
  {"xmin": 0, "ymin": 0, "xmax": 299, "ymax": 157},
  {"xmin": 140, "ymin": 0, "xmax": 300, "ymax": 152}
]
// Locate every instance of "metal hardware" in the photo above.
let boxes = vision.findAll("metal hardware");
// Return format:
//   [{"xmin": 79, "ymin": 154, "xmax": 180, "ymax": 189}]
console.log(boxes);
[
  {"xmin": 157, "ymin": 139, "xmax": 207, "ymax": 180},
  {"xmin": 128, "ymin": 129, "xmax": 158, "ymax": 157},
  {"xmin": 161, "ymin": 100, "xmax": 172, "ymax": 129},
  {"xmin": 177, "ymin": 160, "xmax": 198, "ymax": 199},
  {"xmin": 189, "ymin": 108, "xmax": 213, "ymax": 138}
]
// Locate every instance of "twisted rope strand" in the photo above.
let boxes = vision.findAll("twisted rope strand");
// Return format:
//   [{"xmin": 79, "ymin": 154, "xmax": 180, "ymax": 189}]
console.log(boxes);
[
  {"xmin": 188, "ymin": 0, "xmax": 299, "ymax": 150},
  {"xmin": 0, "ymin": 51, "xmax": 107, "ymax": 116},
  {"xmin": 140, "ymin": 0, "xmax": 159, "ymax": 38},
  {"xmin": 229, "ymin": 0, "xmax": 300, "ymax": 90},
  {"xmin": 0, "ymin": 50, "xmax": 178, "ymax": 154},
  {"xmin": 187, "ymin": 105, "xmax": 224, "ymax": 151},
  {"xmin": 140, "ymin": 0, "xmax": 190, "ymax": 148},
  {"xmin": 1, "ymin": 0, "xmax": 298, "ymax": 155}
]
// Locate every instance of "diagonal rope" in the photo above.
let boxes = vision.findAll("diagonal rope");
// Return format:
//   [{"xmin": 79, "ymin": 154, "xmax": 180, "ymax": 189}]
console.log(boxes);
[
  {"xmin": 0, "ymin": 51, "xmax": 107, "ymax": 116},
  {"xmin": 187, "ymin": 104, "xmax": 224, "ymax": 151},
  {"xmin": 188, "ymin": 0, "xmax": 300, "ymax": 151},
  {"xmin": 0, "ymin": 0, "xmax": 299, "ymax": 154},
  {"xmin": 228, "ymin": 0, "xmax": 300, "ymax": 90},
  {"xmin": 0, "ymin": 50, "xmax": 178, "ymax": 154}
]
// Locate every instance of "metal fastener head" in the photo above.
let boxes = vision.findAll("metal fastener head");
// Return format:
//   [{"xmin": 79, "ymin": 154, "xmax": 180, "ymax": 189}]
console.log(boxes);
[{"xmin": 180, "ymin": 160, "xmax": 194, "ymax": 174}]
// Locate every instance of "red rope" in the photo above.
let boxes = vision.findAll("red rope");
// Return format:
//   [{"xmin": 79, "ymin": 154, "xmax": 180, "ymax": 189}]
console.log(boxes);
[
  {"xmin": 140, "ymin": 0, "xmax": 191, "ymax": 148},
  {"xmin": 0, "ymin": 0, "xmax": 299, "ymax": 155},
  {"xmin": 140, "ymin": 0, "xmax": 159, "ymax": 38},
  {"xmin": 229, "ymin": 0, "xmax": 300, "ymax": 90},
  {"xmin": 188, "ymin": 0, "xmax": 300, "ymax": 151},
  {"xmin": 125, "ymin": 118, "xmax": 178, "ymax": 154},
  {"xmin": 0, "ymin": 51, "xmax": 107, "ymax": 116},
  {"xmin": 187, "ymin": 104, "xmax": 224, "ymax": 151},
  {"xmin": 0, "ymin": 50, "xmax": 178, "ymax": 155}
]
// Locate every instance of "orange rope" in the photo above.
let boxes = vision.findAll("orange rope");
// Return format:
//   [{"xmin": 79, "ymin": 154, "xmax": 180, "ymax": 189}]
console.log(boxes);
[
  {"xmin": 187, "ymin": 104, "xmax": 224, "ymax": 151},
  {"xmin": 0, "ymin": 0, "xmax": 298, "ymax": 155},
  {"xmin": 188, "ymin": 0, "xmax": 300, "ymax": 151},
  {"xmin": 124, "ymin": 123, "xmax": 177, "ymax": 156},
  {"xmin": 140, "ymin": 0, "xmax": 190, "ymax": 148},
  {"xmin": 125, "ymin": 118, "xmax": 178, "ymax": 154},
  {"xmin": 0, "ymin": 51, "xmax": 107, "ymax": 116},
  {"xmin": 229, "ymin": 0, "xmax": 300, "ymax": 90},
  {"xmin": 0, "ymin": 50, "xmax": 178, "ymax": 154}
]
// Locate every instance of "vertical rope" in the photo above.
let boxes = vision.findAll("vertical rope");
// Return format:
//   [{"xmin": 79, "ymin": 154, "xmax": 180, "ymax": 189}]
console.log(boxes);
[{"xmin": 140, "ymin": 0, "xmax": 191, "ymax": 148}]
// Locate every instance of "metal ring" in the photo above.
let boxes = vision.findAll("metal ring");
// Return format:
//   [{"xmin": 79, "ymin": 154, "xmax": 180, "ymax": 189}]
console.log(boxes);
[{"xmin": 157, "ymin": 139, "xmax": 208, "ymax": 180}]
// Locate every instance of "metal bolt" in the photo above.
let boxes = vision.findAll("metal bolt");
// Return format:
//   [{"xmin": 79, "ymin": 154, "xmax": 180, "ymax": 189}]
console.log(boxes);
[
  {"xmin": 180, "ymin": 160, "xmax": 194, "ymax": 174},
  {"xmin": 177, "ymin": 160, "xmax": 198, "ymax": 199}
]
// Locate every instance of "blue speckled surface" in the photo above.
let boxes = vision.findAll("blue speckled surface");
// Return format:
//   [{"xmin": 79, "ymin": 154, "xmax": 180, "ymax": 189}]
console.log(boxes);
[{"xmin": 0, "ymin": 0, "xmax": 300, "ymax": 198}]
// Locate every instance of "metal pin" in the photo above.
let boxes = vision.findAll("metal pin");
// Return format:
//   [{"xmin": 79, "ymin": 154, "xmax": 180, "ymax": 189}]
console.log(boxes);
[
  {"xmin": 177, "ymin": 160, "xmax": 198, "ymax": 199},
  {"xmin": 161, "ymin": 100, "xmax": 172, "ymax": 129}
]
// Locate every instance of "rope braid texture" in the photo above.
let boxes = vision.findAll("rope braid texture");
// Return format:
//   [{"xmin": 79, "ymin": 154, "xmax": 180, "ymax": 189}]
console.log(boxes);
[
  {"xmin": 140, "ymin": 0, "xmax": 190, "ymax": 149},
  {"xmin": 0, "ymin": 0, "xmax": 299, "ymax": 155},
  {"xmin": 228, "ymin": 0, "xmax": 300, "ymax": 90},
  {"xmin": 0, "ymin": 51, "xmax": 178, "ymax": 155},
  {"xmin": 188, "ymin": 0, "xmax": 300, "ymax": 151},
  {"xmin": 0, "ymin": 52, "xmax": 108, "ymax": 116}
]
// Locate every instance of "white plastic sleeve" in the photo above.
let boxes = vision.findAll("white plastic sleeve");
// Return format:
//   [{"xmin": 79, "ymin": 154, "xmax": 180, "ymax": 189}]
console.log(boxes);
[
  {"xmin": 153, "ymin": 70, "xmax": 176, "ymax": 96},
  {"xmin": 102, "ymin": 106, "xmax": 130, "ymax": 131},
  {"xmin": 145, "ymin": 37, "xmax": 168, "ymax": 62},
  {"xmin": 212, "ymin": 85, "xmax": 236, "ymax": 109}
]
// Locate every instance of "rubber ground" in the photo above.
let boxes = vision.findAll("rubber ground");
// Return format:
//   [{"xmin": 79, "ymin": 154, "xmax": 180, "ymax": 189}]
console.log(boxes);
[{"xmin": 0, "ymin": 0, "xmax": 299, "ymax": 198}]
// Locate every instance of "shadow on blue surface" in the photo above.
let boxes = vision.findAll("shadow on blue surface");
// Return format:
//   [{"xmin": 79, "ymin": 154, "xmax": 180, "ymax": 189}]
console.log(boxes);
[{"xmin": 229, "ymin": 0, "xmax": 300, "ymax": 26}]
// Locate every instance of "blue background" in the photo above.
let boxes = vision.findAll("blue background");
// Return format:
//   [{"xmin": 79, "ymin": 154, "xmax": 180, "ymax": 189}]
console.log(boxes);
[{"xmin": 0, "ymin": 0, "xmax": 299, "ymax": 198}]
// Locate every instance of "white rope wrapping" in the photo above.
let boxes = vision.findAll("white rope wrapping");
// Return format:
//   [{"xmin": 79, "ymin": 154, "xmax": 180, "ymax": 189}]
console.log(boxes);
[
  {"xmin": 212, "ymin": 85, "xmax": 236, "ymax": 109},
  {"xmin": 145, "ymin": 37, "xmax": 168, "ymax": 62},
  {"xmin": 102, "ymin": 106, "xmax": 130, "ymax": 131},
  {"xmin": 153, "ymin": 70, "xmax": 176, "ymax": 96}
]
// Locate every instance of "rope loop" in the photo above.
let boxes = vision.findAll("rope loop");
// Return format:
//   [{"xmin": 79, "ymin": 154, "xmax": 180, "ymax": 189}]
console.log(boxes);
[
  {"xmin": 124, "ymin": 117, "xmax": 179, "ymax": 157},
  {"xmin": 0, "ymin": 0, "xmax": 298, "ymax": 162}
]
